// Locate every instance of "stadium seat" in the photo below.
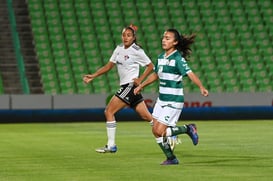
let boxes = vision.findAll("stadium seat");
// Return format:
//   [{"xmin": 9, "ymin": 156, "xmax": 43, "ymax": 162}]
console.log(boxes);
[
  {"xmin": 92, "ymin": 76, "xmax": 110, "ymax": 93},
  {"xmin": 151, "ymin": 1, "xmax": 171, "ymax": 31},
  {"xmin": 223, "ymin": 77, "xmax": 240, "ymax": 91},
  {"xmin": 27, "ymin": 0, "xmax": 273, "ymax": 94},
  {"xmin": 37, "ymin": 52, "xmax": 61, "ymax": 94},
  {"xmin": 120, "ymin": 1, "xmax": 137, "ymax": 18},
  {"xmin": 258, "ymin": 85, "xmax": 272, "ymax": 92},
  {"xmin": 105, "ymin": 1, "xmax": 123, "ymax": 30}
]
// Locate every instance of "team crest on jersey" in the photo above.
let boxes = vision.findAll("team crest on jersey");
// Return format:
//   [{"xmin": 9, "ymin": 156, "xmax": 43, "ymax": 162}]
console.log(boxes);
[{"xmin": 124, "ymin": 55, "xmax": 129, "ymax": 60}]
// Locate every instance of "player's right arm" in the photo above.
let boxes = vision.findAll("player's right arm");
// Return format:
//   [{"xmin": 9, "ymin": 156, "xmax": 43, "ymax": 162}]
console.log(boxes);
[
  {"xmin": 187, "ymin": 71, "xmax": 209, "ymax": 97},
  {"xmin": 134, "ymin": 72, "xmax": 158, "ymax": 95},
  {"xmin": 83, "ymin": 61, "xmax": 115, "ymax": 84}
]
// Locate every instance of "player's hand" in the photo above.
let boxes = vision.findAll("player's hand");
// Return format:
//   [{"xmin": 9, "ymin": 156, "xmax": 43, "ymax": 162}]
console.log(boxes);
[
  {"xmin": 200, "ymin": 87, "xmax": 209, "ymax": 97},
  {"xmin": 134, "ymin": 85, "xmax": 143, "ymax": 95},
  {"xmin": 133, "ymin": 78, "xmax": 141, "ymax": 86},
  {"xmin": 83, "ymin": 74, "xmax": 95, "ymax": 84}
]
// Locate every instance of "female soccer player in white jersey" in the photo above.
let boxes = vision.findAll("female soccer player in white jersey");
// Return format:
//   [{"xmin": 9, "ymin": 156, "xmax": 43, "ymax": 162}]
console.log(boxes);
[
  {"xmin": 83, "ymin": 24, "xmax": 154, "ymax": 153},
  {"xmin": 134, "ymin": 29, "xmax": 209, "ymax": 165}
]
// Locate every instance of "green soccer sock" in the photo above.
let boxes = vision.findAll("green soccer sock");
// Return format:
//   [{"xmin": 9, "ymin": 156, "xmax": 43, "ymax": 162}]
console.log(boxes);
[
  {"xmin": 166, "ymin": 125, "xmax": 188, "ymax": 137},
  {"xmin": 156, "ymin": 137, "xmax": 176, "ymax": 160}
]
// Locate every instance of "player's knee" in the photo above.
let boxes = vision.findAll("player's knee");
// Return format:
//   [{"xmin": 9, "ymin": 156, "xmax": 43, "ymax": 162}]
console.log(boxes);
[
  {"xmin": 152, "ymin": 127, "xmax": 162, "ymax": 137},
  {"xmin": 104, "ymin": 108, "xmax": 108, "ymax": 116},
  {"xmin": 140, "ymin": 114, "xmax": 151, "ymax": 121},
  {"xmin": 104, "ymin": 108, "xmax": 113, "ymax": 119}
]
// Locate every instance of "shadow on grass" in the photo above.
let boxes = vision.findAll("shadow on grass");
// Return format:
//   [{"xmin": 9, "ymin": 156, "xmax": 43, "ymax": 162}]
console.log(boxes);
[{"xmin": 181, "ymin": 154, "xmax": 272, "ymax": 167}]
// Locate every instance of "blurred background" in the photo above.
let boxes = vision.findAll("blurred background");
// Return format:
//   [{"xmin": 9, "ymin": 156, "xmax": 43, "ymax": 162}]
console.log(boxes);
[{"xmin": 0, "ymin": 0, "xmax": 272, "ymax": 96}]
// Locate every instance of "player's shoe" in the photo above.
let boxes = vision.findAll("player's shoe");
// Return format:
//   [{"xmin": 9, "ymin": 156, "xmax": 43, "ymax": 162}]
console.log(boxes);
[
  {"xmin": 160, "ymin": 158, "xmax": 179, "ymax": 165},
  {"xmin": 95, "ymin": 145, "xmax": 117, "ymax": 153},
  {"xmin": 167, "ymin": 136, "xmax": 181, "ymax": 151},
  {"xmin": 186, "ymin": 124, "xmax": 199, "ymax": 145}
]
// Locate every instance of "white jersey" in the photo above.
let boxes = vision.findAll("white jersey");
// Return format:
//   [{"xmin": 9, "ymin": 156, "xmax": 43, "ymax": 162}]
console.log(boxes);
[{"xmin": 110, "ymin": 43, "xmax": 152, "ymax": 85}]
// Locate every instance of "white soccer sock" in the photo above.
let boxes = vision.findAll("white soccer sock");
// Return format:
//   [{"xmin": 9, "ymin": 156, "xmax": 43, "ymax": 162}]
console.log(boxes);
[
  {"xmin": 166, "ymin": 127, "xmax": 172, "ymax": 137},
  {"xmin": 155, "ymin": 137, "xmax": 163, "ymax": 143},
  {"xmin": 106, "ymin": 121, "xmax": 116, "ymax": 147}
]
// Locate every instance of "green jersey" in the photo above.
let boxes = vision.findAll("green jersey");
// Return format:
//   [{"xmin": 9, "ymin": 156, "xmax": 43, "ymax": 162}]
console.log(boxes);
[{"xmin": 154, "ymin": 50, "xmax": 192, "ymax": 109}]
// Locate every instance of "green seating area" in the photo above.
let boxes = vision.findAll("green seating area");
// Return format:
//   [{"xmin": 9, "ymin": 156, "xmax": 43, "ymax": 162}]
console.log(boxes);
[{"xmin": 28, "ymin": 0, "xmax": 272, "ymax": 94}]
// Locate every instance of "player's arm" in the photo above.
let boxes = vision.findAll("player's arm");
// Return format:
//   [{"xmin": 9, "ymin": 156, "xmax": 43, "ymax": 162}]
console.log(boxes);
[
  {"xmin": 134, "ymin": 72, "xmax": 158, "ymax": 95},
  {"xmin": 83, "ymin": 61, "xmax": 115, "ymax": 84},
  {"xmin": 133, "ymin": 62, "xmax": 154, "ymax": 86},
  {"xmin": 187, "ymin": 71, "xmax": 209, "ymax": 97}
]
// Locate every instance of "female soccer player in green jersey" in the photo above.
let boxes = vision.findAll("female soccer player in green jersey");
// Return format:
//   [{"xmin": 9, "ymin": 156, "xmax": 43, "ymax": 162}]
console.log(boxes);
[
  {"xmin": 83, "ymin": 24, "xmax": 154, "ymax": 153},
  {"xmin": 134, "ymin": 29, "xmax": 209, "ymax": 165}
]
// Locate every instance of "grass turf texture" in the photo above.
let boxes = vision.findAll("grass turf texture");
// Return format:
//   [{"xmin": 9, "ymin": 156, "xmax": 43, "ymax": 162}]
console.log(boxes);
[{"xmin": 0, "ymin": 120, "xmax": 272, "ymax": 181}]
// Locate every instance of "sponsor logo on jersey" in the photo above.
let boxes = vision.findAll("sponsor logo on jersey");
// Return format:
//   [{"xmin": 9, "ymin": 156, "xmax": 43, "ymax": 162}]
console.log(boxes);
[{"xmin": 116, "ymin": 61, "xmax": 123, "ymax": 65}]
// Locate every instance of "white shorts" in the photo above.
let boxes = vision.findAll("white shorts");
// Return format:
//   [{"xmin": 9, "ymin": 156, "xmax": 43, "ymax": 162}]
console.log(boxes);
[{"xmin": 152, "ymin": 102, "xmax": 183, "ymax": 127}]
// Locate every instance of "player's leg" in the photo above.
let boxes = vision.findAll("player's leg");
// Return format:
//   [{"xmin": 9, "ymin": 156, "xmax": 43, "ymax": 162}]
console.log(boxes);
[
  {"xmin": 134, "ymin": 101, "xmax": 153, "ymax": 123},
  {"xmin": 96, "ymin": 95, "xmax": 128, "ymax": 153},
  {"xmin": 152, "ymin": 104, "xmax": 179, "ymax": 165},
  {"xmin": 167, "ymin": 135, "xmax": 181, "ymax": 151},
  {"xmin": 104, "ymin": 95, "xmax": 128, "ymax": 120},
  {"xmin": 135, "ymin": 102, "xmax": 180, "ymax": 149},
  {"xmin": 124, "ymin": 84, "xmax": 153, "ymax": 125},
  {"xmin": 165, "ymin": 123, "xmax": 199, "ymax": 146},
  {"xmin": 153, "ymin": 120, "xmax": 179, "ymax": 165},
  {"xmin": 161, "ymin": 106, "xmax": 199, "ymax": 146}
]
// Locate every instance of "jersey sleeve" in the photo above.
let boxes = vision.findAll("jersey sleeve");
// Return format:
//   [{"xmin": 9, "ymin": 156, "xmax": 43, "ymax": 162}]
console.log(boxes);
[
  {"xmin": 134, "ymin": 48, "xmax": 152, "ymax": 67},
  {"xmin": 177, "ymin": 57, "xmax": 192, "ymax": 76},
  {"xmin": 109, "ymin": 46, "xmax": 119, "ymax": 63}
]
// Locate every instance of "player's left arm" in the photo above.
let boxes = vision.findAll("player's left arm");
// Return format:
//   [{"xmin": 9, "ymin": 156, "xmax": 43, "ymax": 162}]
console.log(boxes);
[
  {"xmin": 187, "ymin": 71, "xmax": 209, "ymax": 97},
  {"xmin": 133, "ymin": 62, "xmax": 154, "ymax": 86}
]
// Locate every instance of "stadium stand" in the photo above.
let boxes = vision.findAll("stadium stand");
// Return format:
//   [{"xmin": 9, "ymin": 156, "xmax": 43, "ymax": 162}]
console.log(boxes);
[{"xmin": 24, "ymin": 0, "xmax": 273, "ymax": 94}]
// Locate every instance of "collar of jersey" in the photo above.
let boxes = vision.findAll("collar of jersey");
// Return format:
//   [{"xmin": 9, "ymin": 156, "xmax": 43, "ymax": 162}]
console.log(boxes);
[{"xmin": 164, "ymin": 50, "xmax": 177, "ymax": 59}]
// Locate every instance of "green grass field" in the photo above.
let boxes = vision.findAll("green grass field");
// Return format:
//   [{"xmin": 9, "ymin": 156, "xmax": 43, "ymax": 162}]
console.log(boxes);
[{"xmin": 0, "ymin": 120, "xmax": 272, "ymax": 181}]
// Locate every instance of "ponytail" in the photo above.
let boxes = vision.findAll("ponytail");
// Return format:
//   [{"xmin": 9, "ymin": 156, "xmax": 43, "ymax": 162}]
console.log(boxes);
[{"xmin": 166, "ymin": 29, "xmax": 196, "ymax": 61}]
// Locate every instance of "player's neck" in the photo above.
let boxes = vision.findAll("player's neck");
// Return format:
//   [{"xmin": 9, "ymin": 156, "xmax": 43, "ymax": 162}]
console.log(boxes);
[{"xmin": 164, "ymin": 49, "xmax": 177, "ymax": 58}]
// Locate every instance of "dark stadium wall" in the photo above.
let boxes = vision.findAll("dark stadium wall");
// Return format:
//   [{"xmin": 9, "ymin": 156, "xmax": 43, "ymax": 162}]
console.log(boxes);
[{"xmin": 0, "ymin": 93, "xmax": 272, "ymax": 123}]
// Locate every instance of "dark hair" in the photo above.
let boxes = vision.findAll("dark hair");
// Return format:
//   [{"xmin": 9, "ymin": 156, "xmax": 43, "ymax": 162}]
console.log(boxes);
[
  {"xmin": 125, "ymin": 26, "xmax": 137, "ymax": 36},
  {"xmin": 166, "ymin": 28, "xmax": 196, "ymax": 61},
  {"xmin": 123, "ymin": 25, "xmax": 142, "ymax": 48}
]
